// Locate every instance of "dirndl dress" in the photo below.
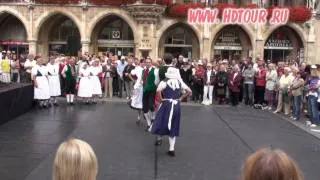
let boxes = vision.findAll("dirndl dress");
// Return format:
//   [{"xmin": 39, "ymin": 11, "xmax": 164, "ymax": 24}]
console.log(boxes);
[
  {"xmin": 32, "ymin": 65, "xmax": 50, "ymax": 100},
  {"xmin": 90, "ymin": 66, "xmax": 102, "ymax": 95},
  {"xmin": 150, "ymin": 83, "xmax": 181, "ymax": 137},
  {"xmin": 78, "ymin": 68, "xmax": 92, "ymax": 98}
]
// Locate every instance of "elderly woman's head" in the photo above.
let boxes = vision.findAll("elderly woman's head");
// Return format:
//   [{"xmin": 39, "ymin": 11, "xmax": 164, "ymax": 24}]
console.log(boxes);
[
  {"xmin": 241, "ymin": 148, "xmax": 303, "ymax": 180},
  {"xmin": 284, "ymin": 67, "xmax": 291, "ymax": 75},
  {"xmin": 53, "ymin": 138, "xmax": 98, "ymax": 180},
  {"xmin": 268, "ymin": 63, "xmax": 275, "ymax": 71}
]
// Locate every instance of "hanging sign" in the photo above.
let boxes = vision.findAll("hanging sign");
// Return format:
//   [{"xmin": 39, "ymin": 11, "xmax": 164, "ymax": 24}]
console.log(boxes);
[
  {"xmin": 214, "ymin": 30, "xmax": 242, "ymax": 50},
  {"xmin": 264, "ymin": 38, "xmax": 293, "ymax": 50}
]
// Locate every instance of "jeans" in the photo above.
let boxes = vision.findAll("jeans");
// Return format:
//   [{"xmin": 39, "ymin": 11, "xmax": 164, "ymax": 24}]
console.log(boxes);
[
  {"xmin": 203, "ymin": 85, "xmax": 214, "ymax": 104},
  {"xmin": 308, "ymin": 95, "xmax": 319, "ymax": 125},
  {"xmin": 244, "ymin": 84, "xmax": 254, "ymax": 105},
  {"xmin": 125, "ymin": 81, "xmax": 134, "ymax": 98},
  {"xmin": 292, "ymin": 95, "xmax": 302, "ymax": 119}
]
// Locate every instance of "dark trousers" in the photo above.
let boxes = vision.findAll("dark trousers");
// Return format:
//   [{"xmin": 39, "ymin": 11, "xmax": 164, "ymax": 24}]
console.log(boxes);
[
  {"xmin": 143, "ymin": 90, "xmax": 155, "ymax": 113},
  {"xmin": 193, "ymin": 83, "xmax": 203, "ymax": 102},
  {"xmin": 254, "ymin": 86, "xmax": 265, "ymax": 105},
  {"xmin": 65, "ymin": 79, "xmax": 76, "ymax": 94},
  {"xmin": 230, "ymin": 90, "xmax": 240, "ymax": 106}
]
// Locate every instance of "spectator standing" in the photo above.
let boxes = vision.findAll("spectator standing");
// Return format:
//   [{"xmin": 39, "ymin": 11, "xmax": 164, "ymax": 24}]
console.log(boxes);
[
  {"xmin": 290, "ymin": 68, "xmax": 305, "ymax": 121},
  {"xmin": 242, "ymin": 63, "xmax": 255, "ymax": 106},
  {"xmin": 123, "ymin": 58, "xmax": 135, "ymax": 99},
  {"xmin": 264, "ymin": 63, "xmax": 278, "ymax": 110},
  {"xmin": 274, "ymin": 67, "xmax": 294, "ymax": 115},
  {"xmin": 116, "ymin": 56, "xmax": 127, "ymax": 98},
  {"xmin": 305, "ymin": 65, "xmax": 320, "ymax": 127},
  {"xmin": 254, "ymin": 59, "xmax": 267, "ymax": 109}
]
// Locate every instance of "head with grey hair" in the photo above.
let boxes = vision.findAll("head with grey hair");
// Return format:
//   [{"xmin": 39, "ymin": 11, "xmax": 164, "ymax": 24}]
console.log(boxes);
[{"xmin": 284, "ymin": 67, "xmax": 291, "ymax": 75}]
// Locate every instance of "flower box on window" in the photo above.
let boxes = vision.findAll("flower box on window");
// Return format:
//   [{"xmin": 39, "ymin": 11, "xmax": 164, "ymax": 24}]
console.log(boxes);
[
  {"xmin": 34, "ymin": 0, "xmax": 80, "ymax": 4},
  {"xmin": 167, "ymin": 3, "xmax": 205, "ymax": 18},
  {"xmin": 267, "ymin": 6, "xmax": 311, "ymax": 22}
]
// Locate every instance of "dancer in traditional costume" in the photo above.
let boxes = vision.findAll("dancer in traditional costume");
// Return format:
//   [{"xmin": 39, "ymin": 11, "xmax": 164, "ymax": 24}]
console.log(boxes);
[
  {"xmin": 61, "ymin": 58, "xmax": 77, "ymax": 105},
  {"xmin": 78, "ymin": 63, "xmax": 93, "ymax": 104},
  {"xmin": 31, "ymin": 57, "xmax": 50, "ymax": 108},
  {"xmin": 129, "ymin": 58, "xmax": 144, "ymax": 123},
  {"xmin": 47, "ymin": 57, "xmax": 61, "ymax": 106},
  {"xmin": 90, "ymin": 59, "xmax": 103, "ymax": 104},
  {"xmin": 150, "ymin": 67, "xmax": 192, "ymax": 157},
  {"xmin": 142, "ymin": 58, "xmax": 159, "ymax": 130}
]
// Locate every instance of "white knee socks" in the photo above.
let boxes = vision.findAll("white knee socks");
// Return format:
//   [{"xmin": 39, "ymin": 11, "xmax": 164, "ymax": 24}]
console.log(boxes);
[
  {"xmin": 66, "ymin": 94, "xmax": 70, "ymax": 103},
  {"xmin": 144, "ymin": 113, "xmax": 151, "ymax": 126},
  {"xmin": 169, "ymin": 136, "xmax": 176, "ymax": 151},
  {"xmin": 70, "ymin": 94, "xmax": 74, "ymax": 103}
]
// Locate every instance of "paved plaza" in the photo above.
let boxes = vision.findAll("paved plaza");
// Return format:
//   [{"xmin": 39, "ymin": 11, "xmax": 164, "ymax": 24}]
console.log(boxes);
[{"xmin": 1, "ymin": 101, "xmax": 320, "ymax": 180}]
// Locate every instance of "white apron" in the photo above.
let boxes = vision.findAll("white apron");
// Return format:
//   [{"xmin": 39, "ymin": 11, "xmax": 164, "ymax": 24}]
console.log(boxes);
[
  {"xmin": 130, "ymin": 66, "xmax": 144, "ymax": 109},
  {"xmin": 78, "ymin": 68, "xmax": 92, "ymax": 98},
  {"xmin": 32, "ymin": 65, "xmax": 50, "ymax": 100},
  {"xmin": 47, "ymin": 63, "xmax": 61, "ymax": 96},
  {"xmin": 90, "ymin": 66, "xmax": 102, "ymax": 95}
]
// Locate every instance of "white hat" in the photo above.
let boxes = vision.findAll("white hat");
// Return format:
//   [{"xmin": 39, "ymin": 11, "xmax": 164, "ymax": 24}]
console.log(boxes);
[
  {"xmin": 165, "ymin": 67, "xmax": 180, "ymax": 79},
  {"xmin": 183, "ymin": 58, "xmax": 188, "ymax": 63},
  {"xmin": 311, "ymin": 65, "xmax": 317, "ymax": 69},
  {"xmin": 197, "ymin": 60, "xmax": 203, "ymax": 65},
  {"xmin": 121, "ymin": 56, "xmax": 125, "ymax": 60},
  {"xmin": 222, "ymin": 59, "xmax": 228, "ymax": 64}
]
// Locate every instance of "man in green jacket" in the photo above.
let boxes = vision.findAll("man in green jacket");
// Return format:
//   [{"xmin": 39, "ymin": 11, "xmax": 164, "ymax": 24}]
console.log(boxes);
[{"xmin": 142, "ymin": 58, "xmax": 159, "ymax": 130}]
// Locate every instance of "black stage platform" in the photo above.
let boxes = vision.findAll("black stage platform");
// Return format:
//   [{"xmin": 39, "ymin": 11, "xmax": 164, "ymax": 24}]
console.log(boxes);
[{"xmin": 0, "ymin": 83, "xmax": 34, "ymax": 124}]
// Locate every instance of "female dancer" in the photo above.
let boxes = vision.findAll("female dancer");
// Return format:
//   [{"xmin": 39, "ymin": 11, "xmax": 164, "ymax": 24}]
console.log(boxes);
[
  {"xmin": 150, "ymin": 67, "xmax": 192, "ymax": 157},
  {"xmin": 129, "ymin": 58, "xmax": 144, "ymax": 124}
]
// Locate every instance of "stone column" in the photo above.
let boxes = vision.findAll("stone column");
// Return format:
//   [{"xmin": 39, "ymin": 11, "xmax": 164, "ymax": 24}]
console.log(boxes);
[
  {"xmin": 28, "ymin": 40, "xmax": 37, "ymax": 55},
  {"xmin": 81, "ymin": 41, "xmax": 90, "ymax": 54},
  {"xmin": 253, "ymin": 39, "xmax": 264, "ymax": 61}
]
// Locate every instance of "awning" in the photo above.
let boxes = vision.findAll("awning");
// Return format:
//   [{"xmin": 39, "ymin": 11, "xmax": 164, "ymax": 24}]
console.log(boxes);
[{"xmin": 0, "ymin": 40, "xmax": 28, "ymax": 45}]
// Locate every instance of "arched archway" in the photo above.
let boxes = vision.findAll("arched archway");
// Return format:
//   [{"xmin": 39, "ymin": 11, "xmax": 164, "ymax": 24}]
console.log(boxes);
[
  {"xmin": 0, "ymin": 12, "xmax": 28, "ymax": 56},
  {"xmin": 263, "ymin": 26, "xmax": 304, "ymax": 63},
  {"xmin": 37, "ymin": 13, "xmax": 81, "ymax": 57},
  {"xmin": 212, "ymin": 25, "xmax": 252, "ymax": 61},
  {"xmin": 91, "ymin": 15, "xmax": 135, "ymax": 57},
  {"xmin": 158, "ymin": 23, "xmax": 200, "ymax": 59}
]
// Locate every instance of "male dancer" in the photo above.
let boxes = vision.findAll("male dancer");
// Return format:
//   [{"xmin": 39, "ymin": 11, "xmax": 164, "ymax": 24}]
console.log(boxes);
[
  {"xmin": 142, "ymin": 58, "xmax": 159, "ymax": 130},
  {"xmin": 61, "ymin": 58, "xmax": 77, "ymax": 105}
]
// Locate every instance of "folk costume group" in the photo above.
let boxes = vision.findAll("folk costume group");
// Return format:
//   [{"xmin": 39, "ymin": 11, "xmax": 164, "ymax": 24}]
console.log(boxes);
[
  {"xmin": 32, "ymin": 56, "xmax": 103, "ymax": 108},
  {"xmin": 129, "ymin": 54, "xmax": 192, "ymax": 157}
]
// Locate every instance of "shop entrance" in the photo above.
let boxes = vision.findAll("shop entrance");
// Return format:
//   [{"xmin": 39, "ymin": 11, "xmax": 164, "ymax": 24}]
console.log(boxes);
[
  {"xmin": 212, "ymin": 25, "xmax": 252, "ymax": 61},
  {"xmin": 264, "ymin": 27, "xmax": 304, "ymax": 63},
  {"xmin": 214, "ymin": 50, "xmax": 242, "ymax": 60},
  {"xmin": 164, "ymin": 46, "xmax": 192, "ymax": 59}
]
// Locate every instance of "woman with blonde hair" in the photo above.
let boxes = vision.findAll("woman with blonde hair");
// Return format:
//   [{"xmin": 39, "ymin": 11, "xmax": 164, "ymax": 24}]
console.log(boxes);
[
  {"xmin": 241, "ymin": 148, "xmax": 303, "ymax": 180},
  {"xmin": 53, "ymin": 138, "xmax": 98, "ymax": 180}
]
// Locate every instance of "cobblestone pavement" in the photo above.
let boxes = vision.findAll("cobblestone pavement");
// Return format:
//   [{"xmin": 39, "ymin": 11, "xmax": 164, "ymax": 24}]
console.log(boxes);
[{"xmin": 1, "ymin": 100, "xmax": 320, "ymax": 180}]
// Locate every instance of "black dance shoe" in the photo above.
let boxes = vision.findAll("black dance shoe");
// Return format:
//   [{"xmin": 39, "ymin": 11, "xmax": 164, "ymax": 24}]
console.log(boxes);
[
  {"xmin": 154, "ymin": 139, "xmax": 162, "ymax": 146},
  {"xmin": 167, "ymin": 151, "xmax": 175, "ymax": 157},
  {"xmin": 145, "ymin": 125, "xmax": 150, "ymax": 132}
]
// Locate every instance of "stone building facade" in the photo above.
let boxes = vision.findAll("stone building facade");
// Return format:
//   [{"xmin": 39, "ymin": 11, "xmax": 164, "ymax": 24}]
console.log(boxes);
[{"xmin": 0, "ymin": 0, "xmax": 319, "ymax": 64}]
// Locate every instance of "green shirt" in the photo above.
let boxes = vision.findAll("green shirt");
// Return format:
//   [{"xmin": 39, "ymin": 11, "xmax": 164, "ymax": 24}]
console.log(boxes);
[{"xmin": 143, "ymin": 67, "xmax": 157, "ymax": 92}]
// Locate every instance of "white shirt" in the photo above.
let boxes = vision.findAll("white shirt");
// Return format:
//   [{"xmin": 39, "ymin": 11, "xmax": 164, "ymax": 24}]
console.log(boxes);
[
  {"xmin": 233, "ymin": 72, "xmax": 238, "ymax": 80},
  {"xmin": 47, "ymin": 63, "xmax": 59, "ymax": 76},
  {"xmin": 207, "ymin": 70, "xmax": 212, "ymax": 84},
  {"xmin": 131, "ymin": 66, "xmax": 144, "ymax": 89},
  {"xmin": 24, "ymin": 59, "xmax": 36, "ymax": 74}
]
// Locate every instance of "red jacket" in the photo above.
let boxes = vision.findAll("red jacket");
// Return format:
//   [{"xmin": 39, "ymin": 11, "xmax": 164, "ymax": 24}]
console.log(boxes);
[
  {"xmin": 255, "ymin": 67, "xmax": 267, "ymax": 87},
  {"xmin": 228, "ymin": 72, "xmax": 242, "ymax": 92}
]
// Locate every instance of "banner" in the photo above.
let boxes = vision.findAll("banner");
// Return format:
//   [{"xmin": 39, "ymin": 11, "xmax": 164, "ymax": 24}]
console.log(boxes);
[{"xmin": 188, "ymin": 8, "xmax": 289, "ymax": 25}]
